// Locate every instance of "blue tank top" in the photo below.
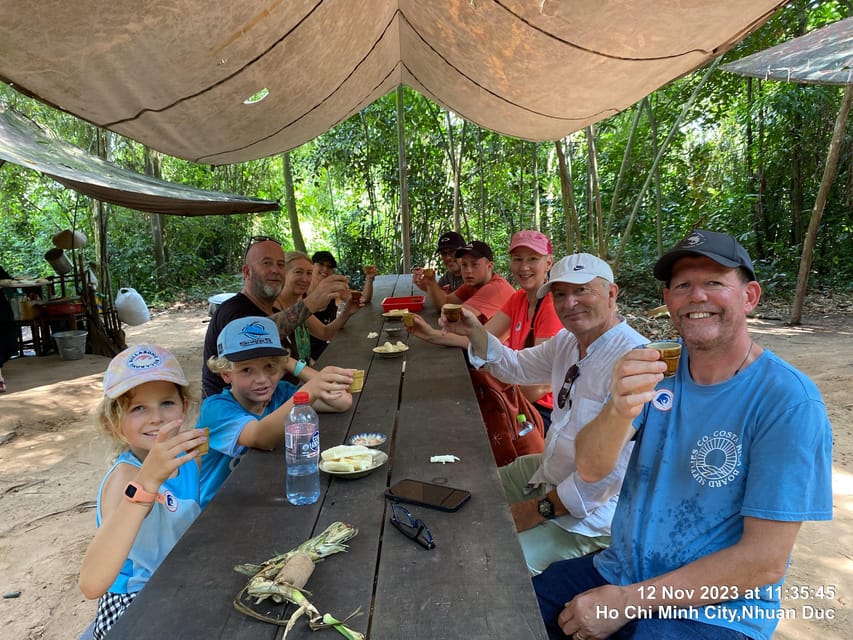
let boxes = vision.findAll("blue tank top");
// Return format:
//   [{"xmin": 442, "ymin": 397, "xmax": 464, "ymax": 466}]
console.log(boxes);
[{"xmin": 95, "ymin": 450, "xmax": 201, "ymax": 594}]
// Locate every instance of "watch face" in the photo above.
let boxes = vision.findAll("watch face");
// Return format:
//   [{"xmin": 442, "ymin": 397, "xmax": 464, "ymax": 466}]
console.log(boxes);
[
  {"xmin": 125, "ymin": 484, "xmax": 139, "ymax": 498},
  {"xmin": 538, "ymin": 498, "xmax": 553, "ymax": 518}
]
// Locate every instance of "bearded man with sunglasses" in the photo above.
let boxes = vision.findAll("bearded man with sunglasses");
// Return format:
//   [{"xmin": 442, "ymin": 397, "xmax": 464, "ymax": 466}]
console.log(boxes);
[
  {"xmin": 202, "ymin": 237, "xmax": 350, "ymax": 398},
  {"xmin": 447, "ymin": 253, "xmax": 646, "ymax": 575}
]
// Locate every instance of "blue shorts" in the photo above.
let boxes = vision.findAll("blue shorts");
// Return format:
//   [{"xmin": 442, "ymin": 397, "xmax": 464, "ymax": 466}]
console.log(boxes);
[{"xmin": 533, "ymin": 555, "xmax": 750, "ymax": 640}]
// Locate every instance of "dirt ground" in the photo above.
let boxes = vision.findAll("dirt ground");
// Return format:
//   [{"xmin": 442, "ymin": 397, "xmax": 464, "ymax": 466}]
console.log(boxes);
[{"xmin": 0, "ymin": 300, "xmax": 850, "ymax": 640}]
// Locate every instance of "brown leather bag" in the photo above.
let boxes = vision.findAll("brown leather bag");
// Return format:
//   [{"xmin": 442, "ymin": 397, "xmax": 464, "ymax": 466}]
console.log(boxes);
[
  {"xmin": 469, "ymin": 368, "xmax": 546, "ymax": 466},
  {"xmin": 470, "ymin": 297, "xmax": 547, "ymax": 467}
]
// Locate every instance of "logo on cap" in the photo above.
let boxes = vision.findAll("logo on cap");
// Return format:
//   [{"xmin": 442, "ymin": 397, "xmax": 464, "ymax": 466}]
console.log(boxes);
[
  {"xmin": 573, "ymin": 265, "xmax": 585, "ymax": 271},
  {"xmin": 683, "ymin": 232, "xmax": 704, "ymax": 247},
  {"xmin": 238, "ymin": 320, "xmax": 276, "ymax": 348},
  {"xmin": 241, "ymin": 321, "xmax": 270, "ymax": 339},
  {"xmin": 127, "ymin": 348, "xmax": 163, "ymax": 370}
]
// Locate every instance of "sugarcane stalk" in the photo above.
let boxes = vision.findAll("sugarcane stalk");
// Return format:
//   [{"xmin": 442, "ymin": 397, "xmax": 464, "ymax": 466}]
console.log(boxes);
[
  {"xmin": 233, "ymin": 521, "xmax": 361, "ymax": 633},
  {"xmin": 234, "ymin": 521, "xmax": 358, "ymax": 581},
  {"xmin": 309, "ymin": 611, "xmax": 365, "ymax": 640}
]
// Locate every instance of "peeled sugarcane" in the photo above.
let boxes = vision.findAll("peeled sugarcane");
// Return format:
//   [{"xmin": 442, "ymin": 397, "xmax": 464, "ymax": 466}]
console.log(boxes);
[{"xmin": 233, "ymin": 521, "xmax": 364, "ymax": 640}]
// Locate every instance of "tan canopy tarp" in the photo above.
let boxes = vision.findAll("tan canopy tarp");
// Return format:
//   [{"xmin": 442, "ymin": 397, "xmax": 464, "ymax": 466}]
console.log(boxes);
[
  {"xmin": 722, "ymin": 16, "xmax": 853, "ymax": 84},
  {"xmin": 0, "ymin": 0, "xmax": 787, "ymax": 165},
  {"xmin": 0, "ymin": 107, "xmax": 278, "ymax": 215}
]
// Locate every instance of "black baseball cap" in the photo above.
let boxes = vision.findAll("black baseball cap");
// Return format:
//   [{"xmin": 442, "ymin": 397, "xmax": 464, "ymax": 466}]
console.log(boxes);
[
  {"xmin": 455, "ymin": 240, "xmax": 494, "ymax": 262},
  {"xmin": 436, "ymin": 231, "xmax": 466, "ymax": 252},
  {"xmin": 311, "ymin": 250, "xmax": 337, "ymax": 268},
  {"xmin": 654, "ymin": 230, "xmax": 756, "ymax": 283}
]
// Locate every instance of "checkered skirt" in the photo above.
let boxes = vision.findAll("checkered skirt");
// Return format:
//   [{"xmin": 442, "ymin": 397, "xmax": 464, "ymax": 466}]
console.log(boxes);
[{"xmin": 93, "ymin": 591, "xmax": 137, "ymax": 640}]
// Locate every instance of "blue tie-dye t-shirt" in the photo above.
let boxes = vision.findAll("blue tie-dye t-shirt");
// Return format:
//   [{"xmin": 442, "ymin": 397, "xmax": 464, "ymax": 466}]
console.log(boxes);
[{"xmin": 593, "ymin": 348, "xmax": 832, "ymax": 640}]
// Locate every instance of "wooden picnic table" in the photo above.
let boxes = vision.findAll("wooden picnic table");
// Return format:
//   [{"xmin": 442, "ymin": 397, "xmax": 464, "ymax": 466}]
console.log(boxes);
[{"xmin": 107, "ymin": 274, "xmax": 547, "ymax": 639}]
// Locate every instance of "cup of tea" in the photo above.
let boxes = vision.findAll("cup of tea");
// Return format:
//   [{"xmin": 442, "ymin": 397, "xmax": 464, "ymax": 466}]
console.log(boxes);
[
  {"xmin": 363, "ymin": 265, "xmax": 378, "ymax": 277},
  {"xmin": 349, "ymin": 290, "xmax": 362, "ymax": 304},
  {"xmin": 348, "ymin": 369, "xmax": 365, "ymax": 393},
  {"xmin": 423, "ymin": 268, "xmax": 435, "ymax": 278},
  {"xmin": 443, "ymin": 303, "xmax": 463, "ymax": 323},
  {"xmin": 193, "ymin": 427, "xmax": 210, "ymax": 456},
  {"xmin": 402, "ymin": 312, "xmax": 416, "ymax": 328},
  {"xmin": 646, "ymin": 341, "xmax": 682, "ymax": 377}
]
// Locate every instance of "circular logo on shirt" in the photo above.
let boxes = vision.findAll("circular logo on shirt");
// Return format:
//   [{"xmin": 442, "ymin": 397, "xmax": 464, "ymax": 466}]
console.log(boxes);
[
  {"xmin": 515, "ymin": 321, "xmax": 522, "ymax": 333},
  {"xmin": 690, "ymin": 430, "xmax": 742, "ymax": 487},
  {"xmin": 652, "ymin": 389, "xmax": 674, "ymax": 411},
  {"xmin": 162, "ymin": 489, "xmax": 178, "ymax": 512}
]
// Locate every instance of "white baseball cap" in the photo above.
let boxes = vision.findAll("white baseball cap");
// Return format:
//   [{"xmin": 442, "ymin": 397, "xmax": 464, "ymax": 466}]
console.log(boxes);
[{"xmin": 537, "ymin": 253, "xmax": 614, "ymax": 299}]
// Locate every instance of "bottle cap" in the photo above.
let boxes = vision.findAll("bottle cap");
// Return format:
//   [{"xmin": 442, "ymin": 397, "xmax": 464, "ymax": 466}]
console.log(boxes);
[
  {"xmin": 293, "ymin": 391, "xmax": 310, "ymax": 404},
  {"xmin": 516, "ymin": 414, "xmax": 527, "ymax": 423}
]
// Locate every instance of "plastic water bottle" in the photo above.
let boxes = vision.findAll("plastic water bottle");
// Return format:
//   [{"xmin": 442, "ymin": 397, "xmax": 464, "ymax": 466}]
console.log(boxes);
[
  {"xmin": 516, "ymin": 413, "xmax": 535, "ymax": 437},
  {"xmin": 285, "ymin": 391, "xmax": 320, "ymax": 505}
]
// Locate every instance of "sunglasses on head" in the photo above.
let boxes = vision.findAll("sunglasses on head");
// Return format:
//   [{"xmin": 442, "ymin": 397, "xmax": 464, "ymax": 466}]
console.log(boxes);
[
  {"xmin": 556, "ymin": 363, "xmax": 580, "ymax": 410},
  {"xmin": 243, "ymin": 235, "xmax": 281, "ymax": 258}
]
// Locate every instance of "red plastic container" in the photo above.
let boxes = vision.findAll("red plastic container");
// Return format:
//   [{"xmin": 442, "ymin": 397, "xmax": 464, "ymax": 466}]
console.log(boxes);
[
  {"xmin": 381, "ymin": 296, "xmax": 424, "ymax": 312},
  {"xmin": 40, "ymin": 299, "xmax": 84, "ymax": 316}
]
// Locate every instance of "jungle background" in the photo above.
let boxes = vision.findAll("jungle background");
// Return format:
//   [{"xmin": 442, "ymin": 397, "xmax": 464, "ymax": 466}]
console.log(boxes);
[{"xmin": 1, "ymin": 1, "xmax": 852, "ymax": 317}]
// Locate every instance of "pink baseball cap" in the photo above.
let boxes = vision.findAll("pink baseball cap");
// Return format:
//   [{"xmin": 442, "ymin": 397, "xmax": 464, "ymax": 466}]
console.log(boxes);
[
  {"xmin": 103, "ymin": 344, "xmax": 188, "ymax": 399},
  {"xmin": 509, "ymin": 230, "xmax": 552, "ymax": 256}
]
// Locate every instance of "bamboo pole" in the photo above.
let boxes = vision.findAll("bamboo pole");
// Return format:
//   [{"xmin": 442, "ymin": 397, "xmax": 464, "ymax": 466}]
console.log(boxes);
[
  {"xmin": 612, "ymin": 57, "xmax": 721, "ymax": 274},
  {"xmin": 790, "ymin": 84, "xmax": 853, "ymax": 325}
]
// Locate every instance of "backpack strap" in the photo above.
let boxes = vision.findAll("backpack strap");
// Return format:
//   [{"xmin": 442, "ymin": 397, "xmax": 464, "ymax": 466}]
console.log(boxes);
[{"xmin": 523, "ymin": 295, "xmax": 546, "ymax": 349}]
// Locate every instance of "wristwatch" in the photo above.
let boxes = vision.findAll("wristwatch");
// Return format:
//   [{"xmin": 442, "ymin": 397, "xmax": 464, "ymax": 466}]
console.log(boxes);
[
  {"xmin": 124, "ymin": 481, "xmax": 165, "ymax": 505},
  {"xmin": 537, "ymin": 496, "xmax": 555, "ymax": 519}
]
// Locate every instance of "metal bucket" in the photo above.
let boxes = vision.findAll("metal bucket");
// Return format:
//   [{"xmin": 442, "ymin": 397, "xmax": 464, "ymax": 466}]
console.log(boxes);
[
  {"xmin": 207, "ymin": 292, "xmax": 237, "ymax": 316},
  {"xmin": 53, "ymin": 330, "xmax": 88, "ymax": 360},
  {"xmin": 44, "ymin": 248, "xmax": 72, "ymax": 275}
]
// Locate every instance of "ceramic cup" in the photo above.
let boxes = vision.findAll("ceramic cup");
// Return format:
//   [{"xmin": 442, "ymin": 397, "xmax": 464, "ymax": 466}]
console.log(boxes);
[
  {"xmin": 348, "ymin": 369, "xmax": 365, "ymax": 393},
  {"xmin": 646, "ymin": 341, "xmax": 682, "ymax": 377},
  {"xmin": 443, "ymin": 303, "xmax": 462, "ymax": 322}
]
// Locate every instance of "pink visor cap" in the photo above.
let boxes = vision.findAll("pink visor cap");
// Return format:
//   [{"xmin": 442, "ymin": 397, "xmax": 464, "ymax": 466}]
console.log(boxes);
[
  {"xmin": 103, "ymin": 344, "xmax": 188, "ymax": 399},
  {"xmin": 509, "ymin": 230, "xmax": 552, "ymax": 256}
]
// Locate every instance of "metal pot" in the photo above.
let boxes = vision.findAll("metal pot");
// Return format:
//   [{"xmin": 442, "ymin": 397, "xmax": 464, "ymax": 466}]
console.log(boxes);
[{"xmin": 44, "ymin": 248, "xmax": 72, "ymax": 275}]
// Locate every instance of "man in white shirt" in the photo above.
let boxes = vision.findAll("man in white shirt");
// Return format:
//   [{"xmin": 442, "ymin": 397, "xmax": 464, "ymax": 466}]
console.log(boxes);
[{"xmin": 447, "ymin": 253, "xmax": 646, "ymax": 574}]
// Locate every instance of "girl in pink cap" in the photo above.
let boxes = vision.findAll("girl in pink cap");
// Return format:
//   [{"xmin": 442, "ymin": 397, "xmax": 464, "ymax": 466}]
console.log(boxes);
[{"xmin": 79, "ymin": 344, "xmax": 207, "ymax": 640}]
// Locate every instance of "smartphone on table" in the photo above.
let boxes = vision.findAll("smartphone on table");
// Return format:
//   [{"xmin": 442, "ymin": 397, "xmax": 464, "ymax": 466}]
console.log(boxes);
[{"xmin": 385, "ymin": 478, "xmax": 471, "ymax": 512}]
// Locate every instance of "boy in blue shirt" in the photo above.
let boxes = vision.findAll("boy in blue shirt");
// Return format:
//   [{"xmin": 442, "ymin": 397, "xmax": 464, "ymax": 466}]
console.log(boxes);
[{"xmin": 198, "ymin": 316, "xmax": 353, "ymax": 507}]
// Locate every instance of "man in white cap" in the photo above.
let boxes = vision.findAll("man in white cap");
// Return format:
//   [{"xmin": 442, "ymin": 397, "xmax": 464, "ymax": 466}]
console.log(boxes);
[{"xmin": 446, "ymin": 253, "xmax": 646, "ymax": 574}]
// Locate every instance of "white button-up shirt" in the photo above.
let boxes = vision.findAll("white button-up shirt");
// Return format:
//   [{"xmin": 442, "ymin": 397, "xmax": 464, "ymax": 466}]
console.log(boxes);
[{"xmin": 469, "ymin": 319, "xmax": 646, "ymax": 536}]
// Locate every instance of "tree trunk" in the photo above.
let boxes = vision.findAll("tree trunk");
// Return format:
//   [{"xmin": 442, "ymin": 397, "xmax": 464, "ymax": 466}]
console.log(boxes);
[
  {"xmin": 532, "ymin": 142, "xmax": 541, "ymax": 231},
  {"xmin": 282, "ymin": 152, "xmax": 306, "ymax": 253},
  {"xmin": 396, "ymin": 85, "xmax": 410, "ymax": 272},
  {"xmin": 554, "ymin": 138, "xmax": 579, "ymax": 253},
  {"xmin": 645, "ymin": 98, "xmax": 663, "ymax": 258},
  {"xmin": 143, "ymin": 146, "xmax": 167, "ymax": 290},
  {"xmin": 790, "ymin": 94, "xmax": 804, "ymax": 246},
  {"xmin": 613, "ymin": 57, "xmax": 720, "ymax": 273},
  {"xmin": 791, "ymin": 84, "xmax": 853, "ymax": 325},
  {"xmin": 604, "ymin": 100, "xmax": 644, "ymax": 252},
  {"xmin": 359, "ymin": 112, "xmax": 379, "ymax": 227},
  {"xmin": 586, "ymin": 126, "xmax": 604, "ymax": 256}
]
